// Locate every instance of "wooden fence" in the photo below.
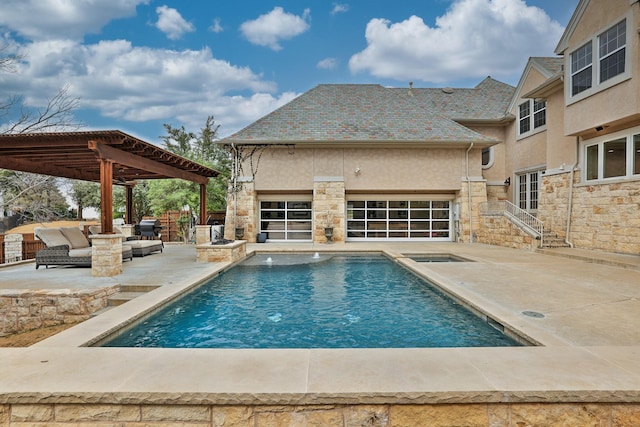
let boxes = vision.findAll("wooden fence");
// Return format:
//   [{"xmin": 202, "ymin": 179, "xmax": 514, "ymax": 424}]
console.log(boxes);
[{"xmin": 0, "ymin": 233, "xmax": 46, "ymax": 264}]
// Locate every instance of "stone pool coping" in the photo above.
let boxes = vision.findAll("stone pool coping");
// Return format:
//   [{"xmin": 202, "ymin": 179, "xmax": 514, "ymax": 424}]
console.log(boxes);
[{"xmin": 1, "ymin": 243, "xmax": 640, "ymax": 406}]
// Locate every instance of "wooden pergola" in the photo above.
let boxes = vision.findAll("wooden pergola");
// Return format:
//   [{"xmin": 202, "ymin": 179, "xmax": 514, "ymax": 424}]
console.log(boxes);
[{"xmin": 0, "ymin": 130, "xmax": 220, "ymax": 234}]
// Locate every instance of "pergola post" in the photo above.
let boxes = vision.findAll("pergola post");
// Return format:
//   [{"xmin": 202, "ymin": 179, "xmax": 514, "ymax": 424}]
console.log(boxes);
[
  {"xmin": 99, "ymin": 159, "xmax": 114, "ymax": 234},
  {"xmin": 125, "ymin": 185, "xmax": 134, "ymax": 225},
  {"xmin": 199, "ymin": 183, "xmax": 207, "ymax": 225}
]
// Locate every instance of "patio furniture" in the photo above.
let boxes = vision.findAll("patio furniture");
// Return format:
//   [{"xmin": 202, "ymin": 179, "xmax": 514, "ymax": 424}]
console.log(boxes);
[
  {"xmin": 34, "ymin": 227, "xmax": 133, "ymax": 269},
  {"xmin": 89, "ymin": 226, "xmax": 163, "ymax": 257}
]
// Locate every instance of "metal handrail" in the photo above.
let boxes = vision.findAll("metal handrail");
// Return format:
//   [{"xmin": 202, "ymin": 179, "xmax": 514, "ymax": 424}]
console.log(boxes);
[{"xmin": 480, "ymin": 200, "xmax": 544, "ymax": 245}]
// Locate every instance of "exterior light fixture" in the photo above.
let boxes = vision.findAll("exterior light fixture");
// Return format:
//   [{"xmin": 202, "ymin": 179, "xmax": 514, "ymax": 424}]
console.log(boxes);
[{"xmin": 504, "ymin": 177, "xmax": 511, "ymax": 186}]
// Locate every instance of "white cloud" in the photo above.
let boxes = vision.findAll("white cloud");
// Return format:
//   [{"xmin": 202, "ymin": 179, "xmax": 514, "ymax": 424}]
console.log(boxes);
[
  {"xmin": 0, "ymin": 38, "xmax": 286, "ymax": 136},
  {"xmin": 317, "ymin": 57, "xmax": 338, "ymax": 70},
  {"xmin": 155, "ymin": 5, "xmax": 195, "ymax": 40},
  {"xmin": 349, "ymin": 0, "xmax": 564, "ymax": 83},
  {"xmin": 0, "ymin": 0, "xmax": 148, "ymax": 41},
  {"xmin": 209, "ymin": 18, "xmax": 224, "ymax": 33},
  {"xmin": 331, "ymin": 4, "xmax": 349, "ymax": 15},
  {"xmin": 240, "ymin": 7, "xmax": 311, "ymax": 51}
]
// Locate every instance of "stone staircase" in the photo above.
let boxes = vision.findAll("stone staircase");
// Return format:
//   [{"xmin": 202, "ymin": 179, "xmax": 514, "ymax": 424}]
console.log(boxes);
[
  {"xmin": 91, "ymin": 284, "xmax": 160, "ymax": 317},
  {"xmin": 541, "ymin": 230, "xmax": 571, "ymax": 248}
]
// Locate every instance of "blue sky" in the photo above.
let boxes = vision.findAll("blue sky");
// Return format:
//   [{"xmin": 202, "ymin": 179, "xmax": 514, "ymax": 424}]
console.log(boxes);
[{"xmin": 0, "ymin": 0, "xmax": 578, "ymax": 143}]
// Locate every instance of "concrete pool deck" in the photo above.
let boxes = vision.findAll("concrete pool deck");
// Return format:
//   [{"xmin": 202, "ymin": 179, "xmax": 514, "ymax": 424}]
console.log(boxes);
[{"xmin": 1, "ymin": 242, "xmax": 640, "ymax": 424}]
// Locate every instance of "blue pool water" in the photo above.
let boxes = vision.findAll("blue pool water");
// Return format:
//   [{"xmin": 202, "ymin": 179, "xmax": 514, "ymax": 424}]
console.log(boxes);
[{"xmin": 101, "ymin": 254, "xmax": 522, "ymax": 348}]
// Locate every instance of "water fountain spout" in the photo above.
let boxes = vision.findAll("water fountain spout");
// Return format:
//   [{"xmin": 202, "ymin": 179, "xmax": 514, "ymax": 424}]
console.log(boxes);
[{"xmin": 312, "ymin": 252, "xmax": 320, "ymax": 259}]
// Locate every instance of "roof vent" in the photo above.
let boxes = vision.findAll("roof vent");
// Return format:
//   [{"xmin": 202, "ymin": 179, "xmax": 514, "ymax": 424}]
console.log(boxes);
[{"xmin": 442, "ymin": 87, "xmax": 454, "ymax": 94}]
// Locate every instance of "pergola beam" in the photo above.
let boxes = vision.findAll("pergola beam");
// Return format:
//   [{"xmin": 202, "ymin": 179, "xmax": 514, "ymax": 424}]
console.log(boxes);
[
  {"xmin": 0, "ymin": 156, "xmax": 99, "ymax": 182},
  {"xmin": 88, "ymin": 141, "xmax": 209, "ymax": 185}
]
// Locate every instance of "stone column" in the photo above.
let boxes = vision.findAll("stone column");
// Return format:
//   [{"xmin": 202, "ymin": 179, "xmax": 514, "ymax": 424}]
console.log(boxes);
[
  {"xmin": 4, "ymin": 234, "xmax": 23, "ymax": 263},
  {"xmin": 225, "ymin": 180, "xmax": 257, "ymax": 242},
  {"xmin": 313, "ymin": 179, "xmax": 345, "ymax": 243},
  {"xmin": 89, "ymin": 234, "xmax": 122, "ymax": 277},
  {"xmin": 120, "ymin": 224, "xmax": 135, "ymax": 239},
  {"xmin": 195, "ymin": 225, "xmax": 212, "ymax": 245},
  {"xmin": 456, "ymin": 179, "xmax": 488, "ymax": 243}
]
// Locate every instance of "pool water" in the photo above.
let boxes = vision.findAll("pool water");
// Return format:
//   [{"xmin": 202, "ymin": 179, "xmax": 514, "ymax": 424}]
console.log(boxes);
[{"xmin": 101, "ymin": 255, "xmax": 521, "ymax": 348}]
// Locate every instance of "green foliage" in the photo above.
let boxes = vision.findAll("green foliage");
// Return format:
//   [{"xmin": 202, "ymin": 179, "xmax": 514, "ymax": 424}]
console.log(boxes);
[
  {"xmin": 151, "ymin": 116, "xmax": 230, "ymax": 215},
  {"xmin": 69, "ymin": 181, "xmax": 100, "ymax": 219}
]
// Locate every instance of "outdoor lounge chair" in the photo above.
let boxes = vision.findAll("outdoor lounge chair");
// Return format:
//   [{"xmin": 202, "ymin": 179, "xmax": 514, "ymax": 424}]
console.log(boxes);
[
  {"xmin": 34, "ymin": 227, "xmax": 133, "ymax": 269},
  {"xmin": 88, "ymin": 225, "xmax": 163, "ymax": 257}
]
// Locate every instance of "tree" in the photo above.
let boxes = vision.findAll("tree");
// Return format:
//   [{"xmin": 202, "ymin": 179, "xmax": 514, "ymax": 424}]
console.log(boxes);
[
  {"xmin": 0, "ymin": 170, "xmax": 70, "ymax": 222},
  {"xmin": 1, "ymin": 42, "xmax": 83, "ymax": 222},
  {"xmin": 69, "ymin": 181, "xmax": 101, "ymax": 220},
  {"xmin": 148, "ymin": 116, "xmax": 230, "ymax": 218}
]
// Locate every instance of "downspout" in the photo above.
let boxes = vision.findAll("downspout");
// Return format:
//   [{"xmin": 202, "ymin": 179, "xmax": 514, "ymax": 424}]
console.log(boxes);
[
  {"xmin": 466, "ymin": 143, "xmax": 474, "ymax": 243},
  {"xmin": 564, "ymin": 137, "xmax": 579, "ymax": 248},
  {"xmin": 231, "ymin": 142, "xmax": 238, "ymax": 235}
]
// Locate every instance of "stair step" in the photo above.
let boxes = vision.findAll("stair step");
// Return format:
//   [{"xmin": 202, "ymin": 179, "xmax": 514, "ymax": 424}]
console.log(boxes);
[
  {"xmin": 119, "ymin": 284, "xmax": 160, "ymax": 293},
  {"xmin": 107, "ymin": 291, "xmax": 148, "ymax": 306}
]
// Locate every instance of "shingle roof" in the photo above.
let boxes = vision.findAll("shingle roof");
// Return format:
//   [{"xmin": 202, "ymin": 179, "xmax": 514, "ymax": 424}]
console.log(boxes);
[
  {"xmin": 226, "ymin": 78, "xmax": 515, "ymax": 144},
  {"xmin": 530, "ymin": 57, "xmax": 564, "ymax": 77}
]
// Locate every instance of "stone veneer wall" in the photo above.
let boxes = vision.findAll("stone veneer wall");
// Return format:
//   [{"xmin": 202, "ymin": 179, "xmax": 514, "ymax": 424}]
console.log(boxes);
[
  {"xmin": 455, "ymin": 180, "xmax": 488, "ymax": 243},
  {"xmin": 225, "ymin": 181, "xmax": 258, "ymax": 243},
  {"xmin": 0, "ymin": 286, "xmax": 119, "ymax": 337},
  {"xmin": 313, "ymin": 180, "xmax": 345, "ymax": 243},
  {"xmin": 538, "ymin": 171, "xmax": 640, "ymax": 254},
  {"xmin": 1, "ymin": 402, "xmax": 639, "ymax": 425}
]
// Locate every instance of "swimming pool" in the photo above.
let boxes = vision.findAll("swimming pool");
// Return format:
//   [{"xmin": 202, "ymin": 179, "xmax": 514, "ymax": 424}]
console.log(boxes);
[{"xmin": 101, "ymin": 254, "xmax": 522, "ymax": 348}]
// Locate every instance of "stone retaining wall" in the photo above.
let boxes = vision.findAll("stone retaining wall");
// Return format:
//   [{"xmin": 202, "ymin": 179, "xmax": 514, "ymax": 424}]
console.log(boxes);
[
  {"xmin": 0, "ymin": 286, "xmax": 119, "ymax": 337},
  {"xmin": 539, "ymin": 171, "xmax": 640, "ymax": 255},
  {"xmin": 476, "ymin": 213, "xmax": 539, "ymax": 251},
  {"xmin": 1, "ymin": 402, "xmax": 639, "ymax": 426}
]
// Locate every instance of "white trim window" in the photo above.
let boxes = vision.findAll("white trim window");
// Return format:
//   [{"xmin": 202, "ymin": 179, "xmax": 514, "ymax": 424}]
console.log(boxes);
[
  {"xmin": 516, "ymin": 170, "xmax": 541, "ymax": 212},
  {"xmin": 599, "ymin": 19, "xmax": 626, "ymax": 83},
  {"xmin": 518, "ymin": 99, "xmax": 546, "ymax": 136},
  {"xmin": 259, "ymin": 200, "xmax": 313, "ymax": 241},
  {"xmin": 584, "ymin": 127, "xmax": 640, "ymax": 182},
  {"xmin": 569, "ymin": 18, "xmax": 629, "ymax": 100},
  {"xmin": 571, "ymin": 42, "xmax": 593, "ymax": 96},
  {"xmin": 481, "ymin": 147, "xmax": 494, "ymax": 169},
  {"xmin": 346, "ymin": 198, "xmax": 452, "ymax": 241}
]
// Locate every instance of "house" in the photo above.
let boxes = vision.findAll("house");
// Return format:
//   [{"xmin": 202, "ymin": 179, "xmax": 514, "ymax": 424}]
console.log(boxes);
[
  {"xmin": 223, "ymin": 0, "xmax": 639, "ymax": 255},
  {"xmin": 504, "ymin": 0, "xmax": 640, "ymax": 254},
  {"xmin": 223, "ymin": 80, "xmax": 514, "ymax": 244}
]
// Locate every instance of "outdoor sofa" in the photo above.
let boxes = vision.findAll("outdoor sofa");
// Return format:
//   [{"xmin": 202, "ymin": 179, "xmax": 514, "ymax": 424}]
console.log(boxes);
[
  {"xmin": 88, "ymin": 225, "xmax": 163, "ymax": 257},
  {"xmin": 34, "ymin": 227, "xmax": 133, "ymax": 269}
]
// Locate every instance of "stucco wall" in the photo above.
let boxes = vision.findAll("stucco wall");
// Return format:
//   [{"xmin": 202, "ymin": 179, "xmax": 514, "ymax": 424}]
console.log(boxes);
[
  {"xmin": 545, "ymin": 89, "xmax": 577, "ymax": 171},
  {"xmin": 563, "ymin": 0, "xmax": 640, "ymax": 136},
  {"xmin": 251, "ymin": 146, "xmax": 482, "ymax": 192}
]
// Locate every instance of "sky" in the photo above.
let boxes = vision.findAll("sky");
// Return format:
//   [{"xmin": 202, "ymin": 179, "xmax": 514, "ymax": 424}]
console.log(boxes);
[{"xmin": 0, "ymin": 0, "xmax": 579, "ymax": 143}]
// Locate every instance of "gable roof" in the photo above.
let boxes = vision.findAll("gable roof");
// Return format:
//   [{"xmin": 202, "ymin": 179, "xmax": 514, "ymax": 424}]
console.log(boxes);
[
  {"xmin": 555, "ymin": 0, "xmax": 590, "ymax": 55},
  {"xmin": 508, "ymin": 57, "xmax": 565, "ymax": 109},
  {"xmin": 226, "ymin": 79, "xmax": 515, "ymax": 147}
]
